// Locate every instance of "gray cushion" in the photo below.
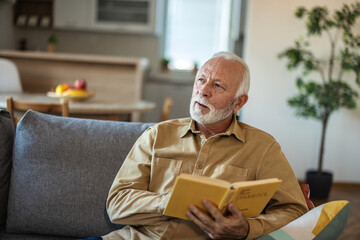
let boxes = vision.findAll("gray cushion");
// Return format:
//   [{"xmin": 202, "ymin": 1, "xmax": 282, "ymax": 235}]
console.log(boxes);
[
  {"xmin": 0, "ymin": 110, "xmax": 15, "ymax": 230},
  {"xmin": 6, "ymin": 110, "xmax": 154, "ymax": 238}
]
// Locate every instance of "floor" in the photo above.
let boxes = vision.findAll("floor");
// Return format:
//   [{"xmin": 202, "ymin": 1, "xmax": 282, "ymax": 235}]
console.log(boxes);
[{"xmin": 312, "ymin": 183, "xmax": 360, "ymax": 240}]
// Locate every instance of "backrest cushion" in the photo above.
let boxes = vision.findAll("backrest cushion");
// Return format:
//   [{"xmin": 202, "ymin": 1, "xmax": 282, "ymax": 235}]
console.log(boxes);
[
  {"xmin": 256, "ymin": 200, "xmax": 350, "ymax": 240},
  {"xmin": 0, "ymin": 110, "xmax": 15, "ymax": 230},
  {"xmin": 6, "ymin": 110, "xmax": 154, "ymax": 238}
]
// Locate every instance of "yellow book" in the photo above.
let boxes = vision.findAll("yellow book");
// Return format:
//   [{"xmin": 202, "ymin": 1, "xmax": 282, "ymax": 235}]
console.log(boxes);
[{"xmin": 163, "ymin": 173, "xmax": 282, "ymax": 220}]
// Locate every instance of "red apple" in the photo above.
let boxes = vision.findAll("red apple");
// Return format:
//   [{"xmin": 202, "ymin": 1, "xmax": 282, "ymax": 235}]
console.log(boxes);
[{"xmin": 74, "ymin": 78, "xmax": 87, "ymax": 90}]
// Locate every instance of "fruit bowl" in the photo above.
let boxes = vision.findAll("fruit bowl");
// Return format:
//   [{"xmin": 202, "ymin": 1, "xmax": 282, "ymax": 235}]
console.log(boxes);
[{"xmin": 47, "ymin": 90, "xmax": 95, "ymax": 102}]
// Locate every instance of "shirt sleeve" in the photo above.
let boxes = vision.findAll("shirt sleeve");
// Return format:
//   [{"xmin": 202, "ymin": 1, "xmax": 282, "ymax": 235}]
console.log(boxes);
[
  {"xmin": 106, "ymin": 127, "xmax": 171, "ymax": 226},
  {"xmin": 246, "ymin": 141, "xmax": 309, "ymax": 240}
]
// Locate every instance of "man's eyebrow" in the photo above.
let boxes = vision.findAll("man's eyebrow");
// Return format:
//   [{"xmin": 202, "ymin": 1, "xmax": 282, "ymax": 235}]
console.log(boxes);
[
  {"xmin": 197, "ymin": 74, "xmax": 228, "ymax": 88},
  {"xmin": 198, "ymin": 73, "xmax": 206, "ymax": 78}
]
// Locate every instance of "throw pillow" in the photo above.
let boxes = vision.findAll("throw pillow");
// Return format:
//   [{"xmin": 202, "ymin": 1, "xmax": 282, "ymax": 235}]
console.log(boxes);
[
  {"xmin": 6, "ymin": 110, "xmax": 154, "ymax": 238},
  {"xmin": 257, "ymin": 200, "xmax": 350, "ymax": 240}
]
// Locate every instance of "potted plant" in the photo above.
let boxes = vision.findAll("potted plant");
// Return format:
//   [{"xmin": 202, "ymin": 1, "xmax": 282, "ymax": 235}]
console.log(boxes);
[
  {"xmin": 161, "ymin": 57, "xmax": 170, "ymax": 72},
  {"xmin": 47, "ymin": 33, "xmax": 58, "ymax": 52},
  {"xmin": 278, "ymin": 3, "xmax": 360, "ymax": 199}
]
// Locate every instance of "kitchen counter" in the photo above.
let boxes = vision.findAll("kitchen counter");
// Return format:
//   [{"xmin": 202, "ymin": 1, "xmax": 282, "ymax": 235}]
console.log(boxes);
[
  {"xmin": 0, "ymin": 50, "xmax": 148, "ymax": 66},
  {"xmin": 0, "ymin": 50, "xmax": 149, "ymax": 105}
]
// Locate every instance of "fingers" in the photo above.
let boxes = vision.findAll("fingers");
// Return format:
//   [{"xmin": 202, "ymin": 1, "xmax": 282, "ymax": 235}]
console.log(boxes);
[
  {"xmin": 187, "ymin": 205, "xmax": 216, "ymax": 236},
  {"xmin": 187, "ymin": 200, "xmax": 226, "ymax": 239},
  {"xmin": 202, "ymin": 200, "xmax": 225, "ymax": 221},
  {"xmin": 228, "ymin": 202, "xmax": 243, "ymax": 217},
  {"xmin": 187, "ymin": 201, "xmax": 249, "ymax": 239},
  {"xmin": 228, "ymin": 203, "xmax": 250, "ymax": 237}
]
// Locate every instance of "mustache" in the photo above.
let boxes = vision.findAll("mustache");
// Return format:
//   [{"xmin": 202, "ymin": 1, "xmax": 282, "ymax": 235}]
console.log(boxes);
[{"xmin": 191, "ymin": 96, "xmax": 214, "ymax": 110}]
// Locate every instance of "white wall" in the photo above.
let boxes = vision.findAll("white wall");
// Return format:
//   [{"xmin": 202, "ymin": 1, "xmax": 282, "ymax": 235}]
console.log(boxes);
[{"xmin": 243, "ymin": 0, "xmax": 360, "ymax": 182}]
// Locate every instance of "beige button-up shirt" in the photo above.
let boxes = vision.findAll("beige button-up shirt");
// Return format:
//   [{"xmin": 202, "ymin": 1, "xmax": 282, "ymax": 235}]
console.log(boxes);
[{"xmin": 104, "ymin": 116, "xmax": 308, "ymax": 240}]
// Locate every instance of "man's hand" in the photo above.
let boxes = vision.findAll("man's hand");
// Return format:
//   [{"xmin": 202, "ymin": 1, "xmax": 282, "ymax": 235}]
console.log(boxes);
[{"xmin": 187, "ymin": 200, "xmax": 249, "ymax": 240}]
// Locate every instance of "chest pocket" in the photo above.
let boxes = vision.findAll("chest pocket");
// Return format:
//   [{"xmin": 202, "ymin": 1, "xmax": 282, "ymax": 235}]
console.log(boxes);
[
  {"xmin": 211, "ymin": 165, "xmax": 248, "ymax": 182},
  {"xmin": 150, "ymin": 157, "xmax": 183, "ymax": 193}
]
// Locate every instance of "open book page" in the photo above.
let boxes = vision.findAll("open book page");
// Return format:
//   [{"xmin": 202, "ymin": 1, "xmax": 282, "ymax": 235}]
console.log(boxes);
[{"xmin": 230, "ymin": 179, "xmax": 282, "ymax": 218}]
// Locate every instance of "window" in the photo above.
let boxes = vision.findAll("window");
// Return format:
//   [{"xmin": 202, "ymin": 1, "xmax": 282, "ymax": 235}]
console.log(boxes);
[{"xmin": 164, "ymin": 0, "xmax": 241, "ymax": 71}]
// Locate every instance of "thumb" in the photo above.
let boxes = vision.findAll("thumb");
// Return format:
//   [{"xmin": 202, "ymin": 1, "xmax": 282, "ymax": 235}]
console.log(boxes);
[{"xmin": 228, "ymin": 203, "xmax": 244, "ymax": 218}]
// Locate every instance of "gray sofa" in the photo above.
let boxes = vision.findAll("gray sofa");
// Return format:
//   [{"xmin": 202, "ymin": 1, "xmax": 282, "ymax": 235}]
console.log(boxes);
[
  {"xmin": 0, "ymin": 109, "xmax": 153, "ymax": 239},
  {"xmin": 1, "ymin": 109, "xmax": 352, "ymax": 240}
]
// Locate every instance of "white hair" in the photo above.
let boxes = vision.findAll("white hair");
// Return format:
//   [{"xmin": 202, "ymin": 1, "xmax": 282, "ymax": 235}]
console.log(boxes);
[{"xmin": 210, "ymin": 51, "xmax": 250, "ymax": 97}]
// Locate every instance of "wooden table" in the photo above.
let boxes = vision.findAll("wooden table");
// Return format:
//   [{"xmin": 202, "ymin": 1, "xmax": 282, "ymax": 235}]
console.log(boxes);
[{"xmin": 0, "ymin": 93, "xmax": 156, "ymax": 122}]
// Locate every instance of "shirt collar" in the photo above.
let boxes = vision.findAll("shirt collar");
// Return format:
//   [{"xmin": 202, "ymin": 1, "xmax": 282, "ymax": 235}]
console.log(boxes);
[{"xmin": 180, "ymin": 115, "xmax": 246, "ymax": 143}]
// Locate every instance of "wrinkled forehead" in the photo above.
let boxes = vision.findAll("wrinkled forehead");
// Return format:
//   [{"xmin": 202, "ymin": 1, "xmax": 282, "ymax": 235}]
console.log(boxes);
[{"xmin": 197, "ymin": 57, "xmax": 244, "ymax": 83}]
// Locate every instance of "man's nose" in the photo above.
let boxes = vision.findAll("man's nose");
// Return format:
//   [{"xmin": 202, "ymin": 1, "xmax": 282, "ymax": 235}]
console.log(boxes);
[{"xmin": 199, "ymin": 82, "xmax": 211, "ymax": 97}]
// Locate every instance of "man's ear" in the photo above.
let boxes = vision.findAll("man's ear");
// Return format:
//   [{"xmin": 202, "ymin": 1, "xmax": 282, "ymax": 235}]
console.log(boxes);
[{"xmin": 233, "ymin": 94, "xmax": 248, "ymax": 112}]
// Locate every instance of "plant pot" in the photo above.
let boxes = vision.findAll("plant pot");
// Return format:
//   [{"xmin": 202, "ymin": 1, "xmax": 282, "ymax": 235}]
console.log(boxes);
[
  {"xmin": 47, "ymin": 43, "xmax": 56, "ymax": 53},
  {"xmin": 306, "ymin": 170, "xmax": 333, "ymax": 200}
]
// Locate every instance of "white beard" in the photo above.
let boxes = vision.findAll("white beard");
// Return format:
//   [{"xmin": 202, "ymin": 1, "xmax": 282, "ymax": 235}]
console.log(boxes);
[{"xmin": 189, "ymin": 96, "xmax": 236, "ymax": 124}]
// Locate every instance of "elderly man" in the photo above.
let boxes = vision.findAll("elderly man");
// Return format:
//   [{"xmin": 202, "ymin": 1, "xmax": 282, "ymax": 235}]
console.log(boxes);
[{"xmin": 103, "ymin": 52, "xmax": 308, "ymax": 240}]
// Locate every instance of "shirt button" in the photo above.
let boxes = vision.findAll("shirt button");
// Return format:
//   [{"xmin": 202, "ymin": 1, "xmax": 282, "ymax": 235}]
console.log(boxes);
[{"xmin": 197, "ymin": 163, "xmax": 203, "ymax": 169}]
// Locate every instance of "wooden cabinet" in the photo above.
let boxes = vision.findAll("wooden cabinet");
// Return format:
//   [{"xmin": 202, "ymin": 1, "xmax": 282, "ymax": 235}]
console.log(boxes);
[
  {"xmin": 13, "ymin": 0, "xmax": 53, "ymax": 28},
  {"xmin": 53, "ymin": 0, "xmax": 163, "ymax": 34},
  {"xmin": 53, "ymin": 0, "xmax": 90, "ymax": 29},
  {"xmin": 12, "ymin": 0, "xmax": 164, "ymax": 34}
]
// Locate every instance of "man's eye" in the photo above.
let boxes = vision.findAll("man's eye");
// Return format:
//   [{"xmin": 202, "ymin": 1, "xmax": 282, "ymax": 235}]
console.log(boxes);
[
  {"xmin": 197, "ymin": 78, "xmax": 205, "ymax": 84},
  {"xmin": 215, "ymin": 83, "xmax": 222, "ymax": 88}
]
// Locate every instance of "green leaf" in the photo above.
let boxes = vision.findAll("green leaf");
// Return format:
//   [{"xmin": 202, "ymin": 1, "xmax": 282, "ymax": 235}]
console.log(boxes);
[
  {"xmin": 341, "ymin": 48, "xmax": 360, "ymax": 80},
  {"xmin": 296, "ymin": 77, "xmax": 304, "ymax": 89},
  {"xmin": 306, "ymin": 7, "xmax": 330, "ymax": 36},
  {"xmin": 278, "ymin": 39, "xmax": 321, "ymax": 74},
  {"xmin": 295, "ymin": 7, "xmax": 307, "ymax": 18}
]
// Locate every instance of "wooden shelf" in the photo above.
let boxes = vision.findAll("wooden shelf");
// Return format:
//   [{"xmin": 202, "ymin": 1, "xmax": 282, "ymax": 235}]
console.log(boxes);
[{"xmin": 13, "ymin": 0, "xmax": 53, "ymax": 28}]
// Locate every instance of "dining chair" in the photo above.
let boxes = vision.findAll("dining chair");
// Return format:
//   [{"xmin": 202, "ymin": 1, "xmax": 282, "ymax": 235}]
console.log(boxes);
[
  {"xmin": 6, "ymin": 97, "xmax": 69, "ymax": 127},
  {"xmin": 0, "ymin": 58, "xmax": 23, "ymax": 93},
  {"xmin": 160, "ymin": 97, "xmax": 173, "ymax": 122}
]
